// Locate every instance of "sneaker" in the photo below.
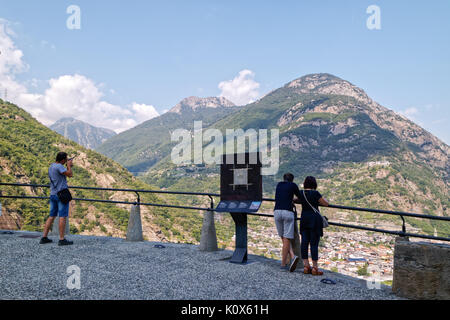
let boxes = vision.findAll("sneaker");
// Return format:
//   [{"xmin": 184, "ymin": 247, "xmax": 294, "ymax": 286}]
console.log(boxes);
[
  {"xmin": 58, "ymin": 238, "xmax": 73, "ymax": 246},
  {"xmin": 289, "ymin": 256, "xmax": 300, "ymax": 272},
  {"xmin": 280, "ymin": 265, "xmax": 289, "ymax": 271},
  {"xmin": 39, "ymin": 237, "xmax": 53, "ymax": 244}
]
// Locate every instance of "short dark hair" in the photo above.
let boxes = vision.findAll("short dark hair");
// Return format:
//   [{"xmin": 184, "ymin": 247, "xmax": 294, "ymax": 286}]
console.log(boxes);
[
  {"xmin": 56, "ymin": 152, "xmax": 68, "ymax": 162},
  {"xmin": 283, "ymin": 173, "xmax": 294, "ymax": 182},
  {"xmin": 303, "ymin": 176, "xmax": 317, "ymax": 189}
]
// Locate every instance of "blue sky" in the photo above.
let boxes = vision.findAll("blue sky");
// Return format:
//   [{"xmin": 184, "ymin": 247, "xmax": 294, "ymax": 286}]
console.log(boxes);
[{"xmin": 0, "ymin": 0, "xmax": 449, "ymax": 143}]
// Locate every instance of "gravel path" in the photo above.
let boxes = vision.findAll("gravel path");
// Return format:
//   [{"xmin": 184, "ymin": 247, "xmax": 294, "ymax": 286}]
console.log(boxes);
[{"xmin": 0, "ymin": 231, "xmax": 401, "ymax": 300}]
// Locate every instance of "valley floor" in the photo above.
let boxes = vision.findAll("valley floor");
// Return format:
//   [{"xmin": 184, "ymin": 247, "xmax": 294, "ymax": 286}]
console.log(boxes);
[{"xmin": 0, "ymin": 230, "xmax": 401, "ymax": 300}]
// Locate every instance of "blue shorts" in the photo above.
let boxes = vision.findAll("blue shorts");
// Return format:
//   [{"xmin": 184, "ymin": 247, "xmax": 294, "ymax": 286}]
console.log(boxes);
[{"xmin": 49, "ymin": 195, "xmax": 70, "ymax": 218}]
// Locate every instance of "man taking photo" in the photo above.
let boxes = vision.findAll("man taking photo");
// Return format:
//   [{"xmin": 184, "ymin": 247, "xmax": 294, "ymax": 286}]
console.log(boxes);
[{"xmin": 40, "ymin": 152, "xmax": 74, "ymax": 246}]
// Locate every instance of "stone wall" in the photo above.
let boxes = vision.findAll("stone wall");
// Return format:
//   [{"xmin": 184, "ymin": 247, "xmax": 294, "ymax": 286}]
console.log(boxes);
[{"xmin": 392, "ymin": 237, "xmax": 450, "ymax": 300}]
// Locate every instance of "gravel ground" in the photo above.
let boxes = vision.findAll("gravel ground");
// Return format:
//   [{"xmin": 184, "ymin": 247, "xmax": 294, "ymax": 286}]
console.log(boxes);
[{"xmin": 0, "ymin": 230, "xmax": 402, "ymax": 300}]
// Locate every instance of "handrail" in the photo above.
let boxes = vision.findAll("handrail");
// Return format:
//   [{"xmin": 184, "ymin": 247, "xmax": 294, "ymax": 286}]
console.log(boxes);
[
  {"xmin": 262, "ymin": 197, "xmax": 450, "ymax": 222},
  {"xmin": 1, "ymin": 182, "xmax": 449, "ymax": 242},
  {"xmin": 0, "ymin": 182, "xmax": 220, "ymax": 197},
  {"xmin": 0, "ymin": 195, "xmax": 212, "ymax": 211}
]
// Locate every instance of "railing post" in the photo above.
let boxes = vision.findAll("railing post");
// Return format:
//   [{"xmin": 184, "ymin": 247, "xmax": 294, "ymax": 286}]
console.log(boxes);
[
  {"xmin": 199, "ymin": 196, "xmax": 218, "ymax": 252},
  {"xmin": 400, "ymin": 215, "xmax": 406, "ymax": 236},
  {"xmin": 126, "ymin": 192, "xmax": 143, "ymax": 241}
]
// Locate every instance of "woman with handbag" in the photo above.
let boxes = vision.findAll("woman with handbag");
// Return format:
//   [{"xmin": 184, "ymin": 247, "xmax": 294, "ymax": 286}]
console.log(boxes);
[
  {"xmin": 40, "ymin": 152, "xmax": 74, "ymax": 246},
  {"xmin": 294, "ymin": 176, "xmax": 329, "ymax": 276}
]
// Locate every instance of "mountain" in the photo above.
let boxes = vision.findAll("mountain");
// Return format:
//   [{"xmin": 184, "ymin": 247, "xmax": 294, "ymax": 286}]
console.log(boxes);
[
  {"xmin": 0, "ymin": 99, "xmax": 210, "ymax": 243},
  {"xmin": 100, "ymin": 73, "xmax": 449, "ymax": 238},
  {"xmin": 97, "ymin": 96, "xmax": 238, "ymax": 174},
  {"xmin": 168, "ymin": 96, "xmax": 235, "ymax": 113},
  {"xmin": 49, "ymin": 117, "xmax": 116, "ymax": 149}
]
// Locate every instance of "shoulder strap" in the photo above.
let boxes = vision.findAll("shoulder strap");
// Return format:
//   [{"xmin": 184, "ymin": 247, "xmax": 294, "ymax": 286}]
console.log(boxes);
[
  {"xmin": 303, "ymin": 190, "xmax": 320, "ymax": 215},
  {"xmin": 48, "ymin": 165, "xmax": 57, "ymax": 189}
]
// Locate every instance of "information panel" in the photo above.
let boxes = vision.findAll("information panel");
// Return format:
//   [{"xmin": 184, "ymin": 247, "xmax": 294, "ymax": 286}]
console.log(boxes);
[{"xmin": 216, "ymin": 152, "xmax": 262, "ymax": 213}]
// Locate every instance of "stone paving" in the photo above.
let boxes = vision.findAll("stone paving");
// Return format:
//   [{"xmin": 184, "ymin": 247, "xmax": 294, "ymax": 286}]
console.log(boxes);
[{"xmin": 0, "ymin": 230, "xmax": 402, "ymax": 300}]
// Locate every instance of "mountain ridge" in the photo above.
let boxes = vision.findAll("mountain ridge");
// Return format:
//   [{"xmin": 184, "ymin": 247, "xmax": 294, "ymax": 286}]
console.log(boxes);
[
  {"xmin": 107, "ymin": 73, "xmax": 448, "ymax": 237},
  {"xmin": 50, "ymin": 117, "xmax": 116, "ymax": 150},
  {"xmin": 97, "ymin": 96, "xmax": 241, "ymax": 173},
  {"xmin": 168, "ymin": 96, "xmax": 235, "ymax": 114}
]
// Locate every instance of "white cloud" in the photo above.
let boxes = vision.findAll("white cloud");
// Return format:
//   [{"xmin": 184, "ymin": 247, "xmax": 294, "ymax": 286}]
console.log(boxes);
[
  {"xmin": 398, "ymin": 107, "xmax": 419, "ymax": 121},
  {"xmin": 0, "ymin": 20, "xmax": 159, "ymax": 133},
  {"xmin": 218, "ymin": 69, "xmax": 260, "ymax": 106},
  {"xmin": 0, "ymin": 22, "xmax": 27, "ymax": 75},
  {"xmin": 401, "ymin": 107, "xmax": 419, "ymax": 117},
  {"xmin": 16, "ymin": 74, "xmax": 160, "ymax": 133},
  {"xmin": 131, "ymin": 102, "xmax": 159, "ymax": 121},
  {"xmin": 0, "ymin": 21, "xmax": 29, "ymax": 101}
]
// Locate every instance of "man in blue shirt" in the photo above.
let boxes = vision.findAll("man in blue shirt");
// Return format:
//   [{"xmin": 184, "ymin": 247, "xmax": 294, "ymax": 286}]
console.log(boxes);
[
  {"xmin": 40, "ymin": 152, "xmax": 74, "ymax": 246},
  {"xmin": 274, "ymin": 173, "xmax": 301, "ymax": 272}
]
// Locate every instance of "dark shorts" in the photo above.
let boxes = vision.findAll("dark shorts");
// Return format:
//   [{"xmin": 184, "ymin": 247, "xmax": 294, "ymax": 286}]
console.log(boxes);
[{"xmin": 49, "ymin": 195, "xmax": 70, "ymax": 218}]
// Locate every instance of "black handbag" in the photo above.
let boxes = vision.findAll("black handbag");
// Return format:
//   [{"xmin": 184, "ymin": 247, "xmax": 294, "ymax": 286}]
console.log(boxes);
[{"xmin": 49, "ymin": 167, "xmax": 72, "ymax": 204}]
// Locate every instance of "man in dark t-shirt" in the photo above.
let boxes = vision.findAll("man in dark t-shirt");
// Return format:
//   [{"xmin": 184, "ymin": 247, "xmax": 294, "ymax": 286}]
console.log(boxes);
[
  {"xmin": 274, "ymin": 179, "xmax": 301, "ymax": 212},
  {"xmin": 274, "ymin": 173, "xmax": 301, "ymax": 272}
]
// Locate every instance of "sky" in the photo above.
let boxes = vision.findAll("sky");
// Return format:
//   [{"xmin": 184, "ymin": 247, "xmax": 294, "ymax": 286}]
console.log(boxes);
[{"xmin": 0, "ymin": 0, "xmax": 449, "ymax": 143}]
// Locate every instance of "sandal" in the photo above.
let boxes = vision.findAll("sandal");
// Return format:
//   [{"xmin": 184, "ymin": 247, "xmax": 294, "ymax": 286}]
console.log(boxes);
[
  {"xmin": 303, "ymin": 266, "xmax": 312, "ymax": 274},
  {"xmin": 311, "ymin": 267, "xmax": 323, "ymax": 276}
]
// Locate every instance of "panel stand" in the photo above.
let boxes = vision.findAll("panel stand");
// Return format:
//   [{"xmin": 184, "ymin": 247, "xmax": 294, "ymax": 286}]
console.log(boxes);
[{"xmin": 229, "ymin": 212, "xmax": 248, "ymax": 264}]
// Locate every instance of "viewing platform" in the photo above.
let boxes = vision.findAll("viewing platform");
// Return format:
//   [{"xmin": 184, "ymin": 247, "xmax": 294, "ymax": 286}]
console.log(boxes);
[{"xmin": 0, "ymin": 230, "xmax": 400, "ymax": 300}]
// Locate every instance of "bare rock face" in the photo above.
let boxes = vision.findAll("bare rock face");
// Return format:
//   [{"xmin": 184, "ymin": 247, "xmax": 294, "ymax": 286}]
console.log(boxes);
[
  {"xmin": 168, "ymin": 96, "xmax": 235, "ymax": 114},
  {"xmin": 0, "ymin": 207, "xmax": 22, "ymax": 230},
  {"xmin": 330, "ymin": 118, "xmax": 358, "ymax": 135},
  {"xmin": 282, "ymin": 73, "xmax": 449, "ymax": 173},
  {"xmin": 392, "ymin": 237, "xmax": 450, "ymax": 299},
  {"xmin": 286, "ymin": 73, "xmax": 375, "ymax": 107},
  {"xmin": 279, "ymin": 134, "xmax": 318, "ymax": 151}
]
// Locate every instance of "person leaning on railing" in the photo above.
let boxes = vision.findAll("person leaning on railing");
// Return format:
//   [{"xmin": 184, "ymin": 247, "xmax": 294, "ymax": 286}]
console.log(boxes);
[
  {"xmin": 40, "ymin": 152, "xmax": 74, "ymax": 246},
  {"xmin": 273, "ymin": 173, "xmax": 301, "ymax": 272},
  {"xmin": 294, "ymin": 176, "xmax": 329, "ymax": 276}
]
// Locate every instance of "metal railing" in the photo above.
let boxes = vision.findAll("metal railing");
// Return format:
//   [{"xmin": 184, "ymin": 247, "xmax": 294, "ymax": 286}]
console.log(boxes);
[{"xmin": 1, "ymin": 182, "xmax": 449, "ymax": 242}]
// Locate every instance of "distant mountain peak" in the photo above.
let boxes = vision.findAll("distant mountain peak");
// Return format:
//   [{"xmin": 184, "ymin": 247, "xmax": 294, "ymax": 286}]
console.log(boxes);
[
  {"xmin": 56, "ymin": 117, "xmax": 78, "ymax": 123},
  {"xmin": 168, "ymin": 96, "xmax": 235, "ymax": 114},
  {"xmin": 50, "ymin": 117, "xmax": 116, "ymax": 149},
  {"xmin": 286, "ymin": 73, "xmax": 365, "ymax": 97},
  {"xmin": 286, "ymin": 73, "xmax": 343, "ymax": 87},
  {"xmin": 283, "ymin": 73, "xmax": 383, "ymax": 112}
]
